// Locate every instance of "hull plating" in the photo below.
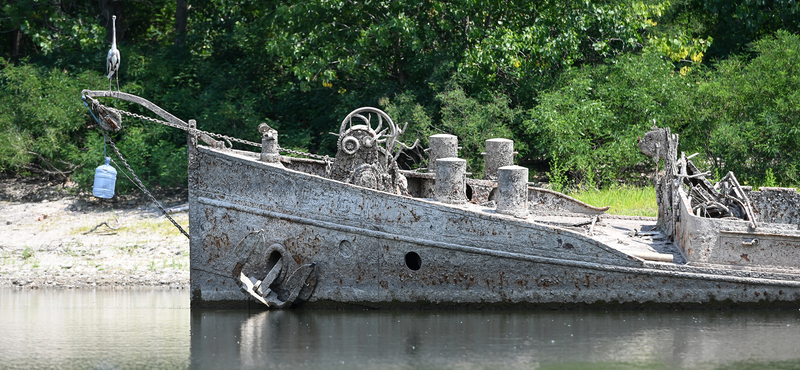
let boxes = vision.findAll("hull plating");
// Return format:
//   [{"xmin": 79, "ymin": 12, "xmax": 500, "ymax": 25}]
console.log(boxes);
[{"xmin": 189, "ymin": 146, "xmax": 800, "ymax": 308}]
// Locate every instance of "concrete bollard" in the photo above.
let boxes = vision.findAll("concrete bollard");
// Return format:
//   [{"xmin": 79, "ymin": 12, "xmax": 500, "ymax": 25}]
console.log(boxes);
[
  {"xmin": 496, "ymin": 165, "xmax": 529, "ymax": 217},
  {"xmin": 435, "ymin": 157, "xmax": 467, "ymax": 204},
  {"xmin": 484, "ymin": 138, "xmax": 514, "ymax": 180},
  {"xmin": 259, "ymin": 123, "xmax": 282, "ymax": 166},
  {"xmin": 428, "ymin": 134, "xmax": 458, "ymax": 174}
]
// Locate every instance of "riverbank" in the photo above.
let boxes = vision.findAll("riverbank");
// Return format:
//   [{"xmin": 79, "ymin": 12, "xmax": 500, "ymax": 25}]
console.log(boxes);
[{"xmin": 0, "ymin": 177, "xmax": 189, "ymax": 289}]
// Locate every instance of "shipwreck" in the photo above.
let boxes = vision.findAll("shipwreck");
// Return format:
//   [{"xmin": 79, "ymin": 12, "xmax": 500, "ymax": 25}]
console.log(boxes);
[{"xmin": 81, "ymin": 90, "xmax": 800, "ymax": 309}]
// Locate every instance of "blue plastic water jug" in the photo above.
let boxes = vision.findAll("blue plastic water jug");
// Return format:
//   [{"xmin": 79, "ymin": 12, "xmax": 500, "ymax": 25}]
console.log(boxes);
[{"xmin": 92, "ymin": 157, "xmax": 117, "ymax": 199}]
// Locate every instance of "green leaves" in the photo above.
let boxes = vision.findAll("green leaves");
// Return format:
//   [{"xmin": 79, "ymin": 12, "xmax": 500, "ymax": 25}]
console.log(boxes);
[
  {"xmin": 1, "ymin": 0, "xmax": 105, "ymax": 56},
  {"xmin": 697, "ymin": 30, "xmax": 800, "ymax": 185},
  {"xmin": 380, "ymin": 83, "xmax": 520, "ymax": 176},
  {"xmin": 0, "ymin": 59, "xmax": 102, "ymax": 175},
  {"xmin": 3, "ymin": 0, "xmax": 799, "ymax": 193},
  {"xmin": 523, "ymin": 50, "xmax": 697, "ymax": 188}
]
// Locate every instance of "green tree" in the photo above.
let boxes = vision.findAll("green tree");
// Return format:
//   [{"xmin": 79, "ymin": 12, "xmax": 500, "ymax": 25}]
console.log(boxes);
[
  {"xmin": 697, "ymin": 30, "xmax": 800, "ymax": 185},
  {"xmin": 524, "ymin": 49, "xmax": 698, "ymax": 188},
  {"xmin": 0, "ymin": 59, "xmax": 101, "ymax": 176},
  {"xmin": 381, "ymin": 83, "xmax": 521, "ymax": 177}
]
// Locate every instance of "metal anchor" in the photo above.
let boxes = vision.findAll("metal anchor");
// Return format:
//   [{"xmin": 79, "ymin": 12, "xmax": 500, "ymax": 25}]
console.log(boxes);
[{"xmin": 239, "ymin": 257, "xmax": 317, "ymax": 308}]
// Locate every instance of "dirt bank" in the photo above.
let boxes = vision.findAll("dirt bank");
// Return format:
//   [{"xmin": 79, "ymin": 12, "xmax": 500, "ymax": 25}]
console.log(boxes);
[{"xmin": 0, "ymin": 177, "xmax": 189, "ymax": 289}]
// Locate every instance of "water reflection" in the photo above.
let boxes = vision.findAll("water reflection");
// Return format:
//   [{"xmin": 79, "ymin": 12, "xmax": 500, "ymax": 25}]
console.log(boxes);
[
  {"xmin": 2, "ymin": 289, "xmax": 800, "ymax": 370},
  {"xmin": 0, "ymin": 289, "xmax": 189, "ymax": 370},
  {"xmin": 191, "ymin": 308, "xmax": 800, "ymax": 370}
]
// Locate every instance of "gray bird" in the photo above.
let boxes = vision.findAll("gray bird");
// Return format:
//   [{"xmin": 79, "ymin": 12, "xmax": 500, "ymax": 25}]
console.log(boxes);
[{"xmin": 107, "ymin": 15, "xmax": 120, "ymax": 91}]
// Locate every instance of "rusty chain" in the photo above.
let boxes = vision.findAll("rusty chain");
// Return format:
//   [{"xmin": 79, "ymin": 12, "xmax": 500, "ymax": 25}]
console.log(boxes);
[
  {"xmin": 101, "ymin": 129, "xmax": 191, "ymax": 239},
  {"xmin": 86, "ymin": 98, "xmax": 337, "ymax": 240},
  {"xmin": 104, "ymin": 105, "xmax": 333, "ymax": 164}
]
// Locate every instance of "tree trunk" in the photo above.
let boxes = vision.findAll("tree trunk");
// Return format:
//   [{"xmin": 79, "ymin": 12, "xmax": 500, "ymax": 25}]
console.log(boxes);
[
  {"xmin": 11, "ymin": 29, "xmax": 24, "ymax": 59},
  {"xmin": 175, "ymin": 0, "xmax": 188, "ymax": 48}
]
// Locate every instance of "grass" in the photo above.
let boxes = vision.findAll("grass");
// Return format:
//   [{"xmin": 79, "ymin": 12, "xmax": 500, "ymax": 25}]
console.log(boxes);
[
  {"xmin": 62, "ymin": 241, "xmax": 87, "ymax": 257},
  {"xmin": 118, "ymin": 244, "xmax": 144, "ymax": 256},
  {"xmin": 119, "ymin": 214, "xmax": 189, "ymax": 238},
  {"xmin": 21, "ymin": 246, "xmax": 34, "ymax": 260},
  {"xmin": 170, "ymin": 258, "xmax": 187, "ymax": 270},
  {"xmin": 1, "ymin": 251, "xmax": 11, "ymax": 266},
  {"xmin": 87, "ymin": 260, "xmax": 103, "ymax": 270},
  {"xmin": 71, "ymin": 214, "xmax": 189, "ymax": 238},
  {"xmin": 569, "ymin": 186, "xmax": 658, "ymax": 217}
]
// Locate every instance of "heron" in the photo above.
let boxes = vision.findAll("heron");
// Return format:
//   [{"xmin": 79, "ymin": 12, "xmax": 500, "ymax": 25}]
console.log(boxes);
[{"xmin": 106, "ymin": 15, "xmax": 120, "ymax": 91}]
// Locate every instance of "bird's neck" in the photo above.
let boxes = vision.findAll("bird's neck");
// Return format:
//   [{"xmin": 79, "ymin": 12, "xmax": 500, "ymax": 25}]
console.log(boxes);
[{"xmin": 112, "ymin": 19, "xmax": 117, "ymax": 48}]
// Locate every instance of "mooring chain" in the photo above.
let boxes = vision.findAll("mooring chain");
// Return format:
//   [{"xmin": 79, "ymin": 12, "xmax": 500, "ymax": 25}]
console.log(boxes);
[
  {"xmin": 103, "ymin": 105, "xmax": 333, "ymax": 165},
  {"xmin": 277, "ymin": 147, "xmax": 333, "ymax": 162},
  {"xmin": 103, "ymin": 132, "xmax": 191, "ymax": 240},
  {"xmin": 89, "ymin": 102, "xmax": 336, "ymax": 235},
  {"xmin": 86, "ymin": 98, "xmax": 337, "ymax": 240},
  {"xmin": 105, "ymin": 106, "xmax": 261, "ymax": 148}
]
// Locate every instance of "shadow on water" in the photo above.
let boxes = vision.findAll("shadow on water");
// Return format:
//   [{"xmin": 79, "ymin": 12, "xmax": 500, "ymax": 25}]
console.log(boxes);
[
  {"xmin": 190, "ymin": 307, "xmax": 800, "ymax": 370},
  {"xmin": 2, "ymin": 289, "xmax": 800, "ymax": 370}
]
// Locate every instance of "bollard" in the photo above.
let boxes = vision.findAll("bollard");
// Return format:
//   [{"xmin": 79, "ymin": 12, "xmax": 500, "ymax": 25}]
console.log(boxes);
[
  {"xmin": 259, "ymin": 123, "xmax": 283, "ymax": 166},
  {"xmin": 428, "ymin": 134, "xmax": 458, "ymax": 174},
  {"xmin": 496, "ymin": 165, "xmax": 529, "ymax": 217},
  {"xmin": 484, "ymin": 138, "xmax": 514, "ymax": 181},
  {"xmin": 435, "ymin": 157, "xmax": 467, "ymax": 204}
]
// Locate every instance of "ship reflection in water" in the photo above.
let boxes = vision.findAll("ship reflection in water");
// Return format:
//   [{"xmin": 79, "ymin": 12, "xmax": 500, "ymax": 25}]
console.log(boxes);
[
  {"xmin": 192, "ymin": 306, "xmax": 800, "ymax": 369},
  {"xmin": 2, "ymin": 289, "xmax": 800, "ymax": 369}
]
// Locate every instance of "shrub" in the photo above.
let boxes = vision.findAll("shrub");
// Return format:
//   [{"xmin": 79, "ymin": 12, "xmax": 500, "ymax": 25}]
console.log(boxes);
[
  {"xmin": 523, "ymin": 50, "xmax": 697, "ymax": 188},
  {"xmin": 0, "ymin": 59, "xmax": 101, "ymax": 177},
  {"xmin": 381, "ymin": 83, "xmax": 521, "ymax": 177},
  {"xmin": 697, "ymin": 30, "xmax": 800, "ymax": 185}
]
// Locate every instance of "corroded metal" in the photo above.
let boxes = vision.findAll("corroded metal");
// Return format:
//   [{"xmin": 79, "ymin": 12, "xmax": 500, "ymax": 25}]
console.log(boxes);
[
  {"xmin": 328, "ymin": 107, "xmax": 414, "ymax": 195},
  {"xmin": 187, "ymin": 114, "xmax": 800, "ymax": 309},
  {"xmin": 496, "ymin": 165, "xmax": 528, "ymax": 217},
  {"xmin": 641, "ymin": 126, "xmax": 800, "ymax": 272},
  {"xmin": 258, "ymin": 123, "xmax": 282, "ymax": 166},
  {"xmin": 434, "ymin": 157, "xmax": 467, "ymax": 204},
  {"xmin": 483, "ymin": 138, "xmax": 515, "ymax": 181},
  {"xmin": 427, "ymin": 134, "xmax": 458, "ymax": 175},
  {"xmin": 83, "ymin": 91, "xmax": 800, "ymax": 309}
]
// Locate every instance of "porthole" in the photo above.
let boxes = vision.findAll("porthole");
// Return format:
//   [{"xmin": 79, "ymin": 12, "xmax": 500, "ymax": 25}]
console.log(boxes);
[
  {"xmin": 339, "ymin": 240, "xmax": 353, "ymax": 258},
  {"xmin": 405, "ymin": 252, "xmax": 421, "ymax": 271}
]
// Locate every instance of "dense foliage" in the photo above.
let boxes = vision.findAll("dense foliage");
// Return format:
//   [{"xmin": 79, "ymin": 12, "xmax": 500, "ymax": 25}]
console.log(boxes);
[{"xmin": 1, "ymin": 0, "xmax": 799, "ymax": 192}]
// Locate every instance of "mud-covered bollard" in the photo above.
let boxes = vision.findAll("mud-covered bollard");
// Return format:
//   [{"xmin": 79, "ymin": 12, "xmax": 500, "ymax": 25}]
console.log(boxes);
[
  {"xmin": 435, "ymin": 157, "xmax": 467, "ymax": 204},
  {"xmin": 484, "ymin": 138, "xmax": 514, "ymax": 181},
  {"xmin": 428, "ymin": 134, "xmax": 458, "ymax": 175},
  {"xmin": 496, "ymin": 165, "xmax": 529, "ymax": 217},
  {"xmin": 259, "ymin": 123, "xmax": 283, "ymax": 167}
]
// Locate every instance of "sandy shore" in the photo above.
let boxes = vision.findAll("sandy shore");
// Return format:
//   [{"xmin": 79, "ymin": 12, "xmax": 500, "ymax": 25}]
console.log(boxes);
[{"xmin": 0, "ymin": 178, "xmax": 189, "ymax": 289}]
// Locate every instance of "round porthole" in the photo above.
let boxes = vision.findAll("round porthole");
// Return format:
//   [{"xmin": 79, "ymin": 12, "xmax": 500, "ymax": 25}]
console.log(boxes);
[
  {"xmin": 339, "ymin": 240, "xmax": 353, "ymax": 258},
  {"xmin": 405, "ymin": 252, "xmax": 421, "ymax": 271}
]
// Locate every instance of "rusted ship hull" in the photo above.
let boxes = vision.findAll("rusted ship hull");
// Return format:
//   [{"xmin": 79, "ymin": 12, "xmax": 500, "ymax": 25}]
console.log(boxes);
[
  {"xmin": 188, "ymin": 144, "xmax": 800, "ymax": 308},
  {"xmin": 76, "ymin": 91, "xmax": 800, "ymax": 309}
]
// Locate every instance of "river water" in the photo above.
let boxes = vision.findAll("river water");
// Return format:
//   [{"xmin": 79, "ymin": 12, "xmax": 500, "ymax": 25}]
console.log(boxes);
[{"xmin": 2, "ymin": 289, "xmax": 800, "ymax": 370}]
